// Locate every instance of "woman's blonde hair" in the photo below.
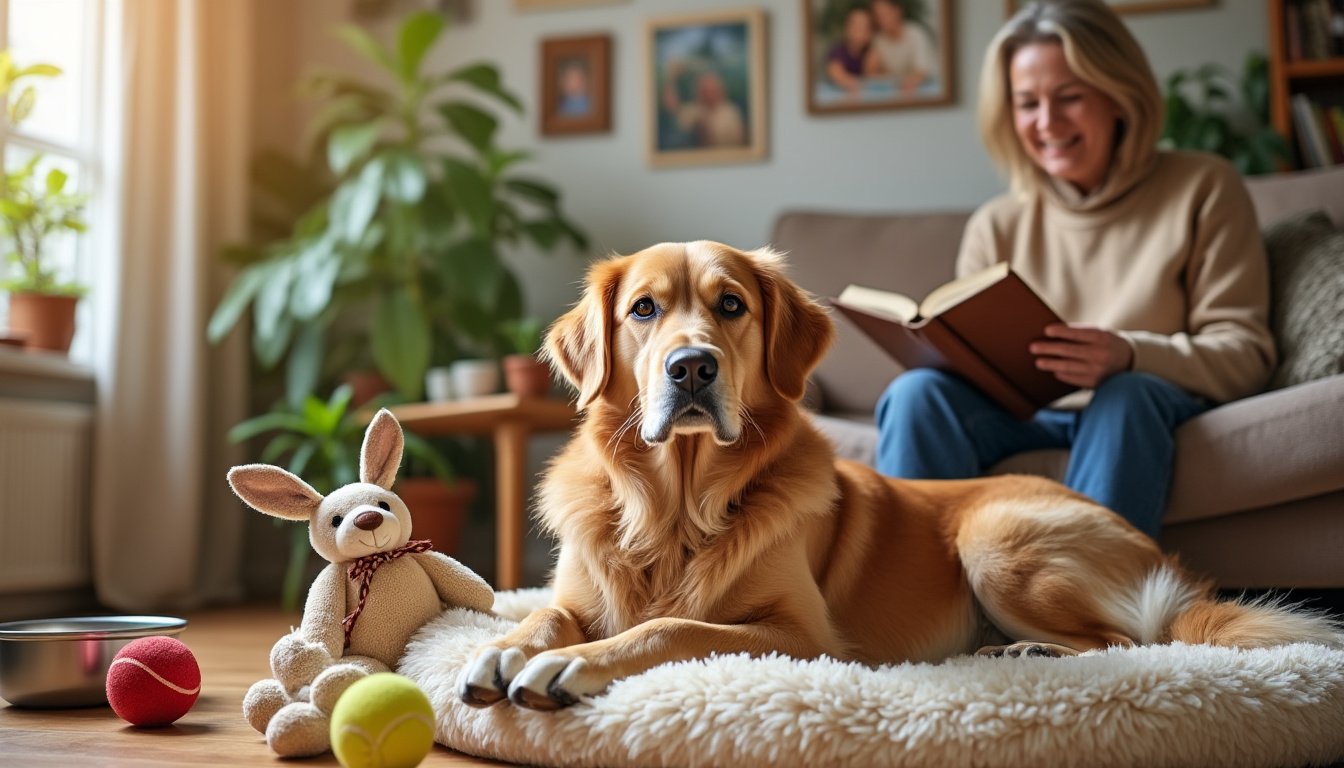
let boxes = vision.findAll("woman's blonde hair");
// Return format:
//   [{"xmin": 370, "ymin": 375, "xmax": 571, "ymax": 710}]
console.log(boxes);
[{"xmin": 977, "ymin": 0, "xmax": 1162, "ymax": 194}]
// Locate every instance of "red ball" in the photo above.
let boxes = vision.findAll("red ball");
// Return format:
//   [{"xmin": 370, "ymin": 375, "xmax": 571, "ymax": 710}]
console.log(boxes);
[{"xmin": 105, "ymin": 636, "xmax": 201, "ymax": 726}]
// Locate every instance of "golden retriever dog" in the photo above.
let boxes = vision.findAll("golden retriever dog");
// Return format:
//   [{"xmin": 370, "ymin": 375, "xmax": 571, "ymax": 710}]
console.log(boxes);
[{"xmin": 458, "ymin": 241, "xmax": 1341, "ymax": 711}]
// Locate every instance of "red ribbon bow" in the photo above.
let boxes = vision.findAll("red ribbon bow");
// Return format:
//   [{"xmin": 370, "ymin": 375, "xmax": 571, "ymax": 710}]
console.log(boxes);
[{"xmin": 341, "ymin": 539, "xmax": 433, "ymax": 649}]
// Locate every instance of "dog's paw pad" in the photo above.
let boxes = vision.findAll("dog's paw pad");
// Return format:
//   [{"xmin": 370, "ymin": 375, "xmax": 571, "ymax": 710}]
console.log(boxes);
[{"xmin": 976, "ymin": 641, "xmax": 1079, "ymax": 659}]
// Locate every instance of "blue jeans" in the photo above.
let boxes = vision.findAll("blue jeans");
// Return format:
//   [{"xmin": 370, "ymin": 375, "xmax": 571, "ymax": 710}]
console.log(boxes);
[{"xmin": 874, "ymin": 369, "xmax": 1209, "ymax": 538}]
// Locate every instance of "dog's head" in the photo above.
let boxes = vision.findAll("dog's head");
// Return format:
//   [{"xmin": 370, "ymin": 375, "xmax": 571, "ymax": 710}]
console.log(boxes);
[{"xmin": 544, "ymin": 242, "xmax": 834, "ymax": 446}]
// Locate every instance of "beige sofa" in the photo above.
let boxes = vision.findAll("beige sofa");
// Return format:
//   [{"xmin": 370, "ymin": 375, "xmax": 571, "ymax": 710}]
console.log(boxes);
[{"xmin": 772, "ymin": 164, "xmax": 1344, "ymax": 589}]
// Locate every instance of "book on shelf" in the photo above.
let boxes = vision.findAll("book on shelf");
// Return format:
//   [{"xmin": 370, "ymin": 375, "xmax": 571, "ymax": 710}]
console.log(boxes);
[
  {"xmin": 829, "ymin": 262, "xmax": 1077, "ymax": 420},
  {"xmin": 1291, "ymin": 93, "xmax": 1342, "ymax": 167}
]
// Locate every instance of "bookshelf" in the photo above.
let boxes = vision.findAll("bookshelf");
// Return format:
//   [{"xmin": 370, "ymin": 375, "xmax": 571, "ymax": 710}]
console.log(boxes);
[{"xmin": 1268, "ymin": 0, "xmax": 1344, "ymax": 167}]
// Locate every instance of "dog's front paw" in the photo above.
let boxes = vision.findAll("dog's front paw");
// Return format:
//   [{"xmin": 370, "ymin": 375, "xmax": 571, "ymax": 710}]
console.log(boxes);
[
  {"xmin": 458, "ymin": 646, "xmax": 526, "ymax": 707},
  {"xmin": 507, "ymin": 652, "xmax": 605, "ymax": 711}
]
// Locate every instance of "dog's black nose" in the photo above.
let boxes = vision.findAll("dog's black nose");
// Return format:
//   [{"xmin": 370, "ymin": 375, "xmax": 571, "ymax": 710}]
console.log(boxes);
[{"xmin": 665, "ymin": 347, "xmax": 718, "ymax": 394}]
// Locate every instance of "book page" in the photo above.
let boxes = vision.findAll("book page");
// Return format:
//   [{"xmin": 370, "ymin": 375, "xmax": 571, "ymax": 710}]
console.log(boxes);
[
  {"xmin": 835, "ymin": 284, "xmax": 919, "ymax": 323},
  {"xmin": 919, "ymin": 262, "xmax": 1011, "ymax": 318}
]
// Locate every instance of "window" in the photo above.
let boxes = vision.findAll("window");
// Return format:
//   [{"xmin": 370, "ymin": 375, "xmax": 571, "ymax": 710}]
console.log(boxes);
[{"xmin": 0, "ymin": 0, "xmax": 100, "ymax": 361}]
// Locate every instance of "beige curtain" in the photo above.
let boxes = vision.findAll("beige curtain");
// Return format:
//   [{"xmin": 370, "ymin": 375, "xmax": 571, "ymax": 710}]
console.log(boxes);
[{"xmin": 91, "ymin": 0, "xmax": 252, "ymax": 610}]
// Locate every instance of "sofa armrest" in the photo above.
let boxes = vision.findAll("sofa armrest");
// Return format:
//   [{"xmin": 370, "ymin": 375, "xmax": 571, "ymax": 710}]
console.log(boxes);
[{"xmin": 1164, "ymin": 374, "xmax": 1344, "ymax": 524}]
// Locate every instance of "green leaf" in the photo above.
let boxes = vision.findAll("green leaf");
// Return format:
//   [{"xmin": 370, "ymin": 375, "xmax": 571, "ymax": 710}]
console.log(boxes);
[
  {"xmin": 9, "ymin": 86, "xmax": 35, "ymax": 125},
  {"xmin": 208, "ymin": 262, "xmax": 269, "ymax": 342},
  {"xmin": 372, "ymin": 288, "xmax": 431, "ymax": 400},
  {"xmin": 228, "ymin": 411, "xmax": 309, "ymax": 443},
  {"xmin": 259, "ymin": 433, "xmax": 303, "ymax": 465},
  {"xmin": 442, "ymin": 158, "xmax": 494, "ymax": 237},
  {"xmin": 44, "ymin": 169, "xmax": 69, "ymax": 195},
  {"xmin": 437, "ymin": 101, "xmax": 498, "ymax": 153},
  {"xmin": 255, "ymin": 314, "xmax": 295, "ymax": 370},
  {"xmin": 440, "ymin": 236, "xmax": 504, "ymax": 299},
  {"xmin": 520, "ymin": 220, "xmax": 562, "ymax": 249},
  {"xmin": 382, "ymin": 149, "xmax": 427, "ymax": 203},
  {"xmin": 397, "ymin": 11, "xmax": 444, "ymax": 83},
  {"xmin": 290, "ymin": 240, "xmax": 339, "ymax": 320},
  {"xmin": 17, "ymin": 64, "xmax": 61, "ymax": 78},
  {"xmin": 504, "ymin": 177, "xmax": 560, "ymax": 207},
  {"xmin": 253, "ymin": 259, "xmax": 295, "ymax": 345},
  {"xmin": 330, "ymin": 158, "xmax": 385, "ymax": 243},
  {"xmin": 285, "ymin": 323, "xmax": 326, "ymax": 409},
  {"xmin": 442, "ymin": 63, "xmax": 522, "ymax": 113},
  {"xmin": 328, "ymin": 121, "xmax": 383, "ymax": 175},
  {"xmin": 488, "ymin": 149, "xmax": 531, "ymax": 177},
  {"xmin": 335, "ymin": 24, "xmax": 396, "ymax": 74}
]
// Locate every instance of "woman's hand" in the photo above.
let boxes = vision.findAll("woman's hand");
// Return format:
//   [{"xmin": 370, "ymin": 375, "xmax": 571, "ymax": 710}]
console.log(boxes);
[{"xmin": 1030, "ymin": 324, "xmax": 1133, "ymax": 388}]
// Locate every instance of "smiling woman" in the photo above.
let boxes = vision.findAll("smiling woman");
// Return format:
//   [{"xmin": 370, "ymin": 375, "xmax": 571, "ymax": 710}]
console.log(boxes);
[{"xmin": 873, "ymin": 0, "xmax": 1276, "ymax": 541}]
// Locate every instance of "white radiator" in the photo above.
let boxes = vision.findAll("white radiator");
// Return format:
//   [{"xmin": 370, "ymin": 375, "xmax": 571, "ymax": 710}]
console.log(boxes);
[{"xmin": 0, "ymin": 398, "xmax": 94, "ymax": 593}]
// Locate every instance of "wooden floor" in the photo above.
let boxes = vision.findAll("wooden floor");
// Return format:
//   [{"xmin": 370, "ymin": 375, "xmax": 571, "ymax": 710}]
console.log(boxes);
[{"xmin": 0, "ymin": 606, "xmax": 506, "ymax": 767}]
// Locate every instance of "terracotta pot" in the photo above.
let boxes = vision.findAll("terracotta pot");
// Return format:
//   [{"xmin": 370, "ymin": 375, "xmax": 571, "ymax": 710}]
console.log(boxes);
[
  {"xmin": 395, "ymin": 477, "xmax": 476, "ymax": 555},
  {"xmin": 8, "ymin": 293, "xmax": 77, "ymax": 353},
  {"xmin": 503, "ymin": 354, "xmax": 553, "ymax": 398},
  {"xmin": 343, "ymin": 369, "xmax": 392, "ymax": 409}
]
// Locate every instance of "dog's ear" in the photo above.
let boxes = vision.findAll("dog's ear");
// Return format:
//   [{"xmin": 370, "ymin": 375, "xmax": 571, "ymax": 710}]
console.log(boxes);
[
  {"xmin": 749, "ymin": 247, "xmax": 835, "ymax": 402},
  {"xmin": 544, "ymin": 258, "xmax": 622, "ymax": 410}
]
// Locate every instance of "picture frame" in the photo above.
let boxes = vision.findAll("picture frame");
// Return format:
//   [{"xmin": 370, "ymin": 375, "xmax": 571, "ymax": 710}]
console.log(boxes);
[
  {"xmin": 804, "ymin": 0, "xmax": 955, "ymax": 115},
  {"xmin": 1003, "ymin": 0, "xmax": 1212, "ymax": 14},
  {"xmin": 516, "ymin": 0, "xmax": 627, "ymax": 11},
  {"xmin": 646, "ymin": 7, "xmax": 767, "ymax": 168},
  {"xmin": 540, "ymin": 34, "xmax": 612, "ymax": 136}
]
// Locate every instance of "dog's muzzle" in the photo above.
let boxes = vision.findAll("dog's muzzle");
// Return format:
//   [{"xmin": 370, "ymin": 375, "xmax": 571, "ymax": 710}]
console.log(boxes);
[{"xmin": 641, "ymin": 346, "xmax": 735, "ymax": 444}]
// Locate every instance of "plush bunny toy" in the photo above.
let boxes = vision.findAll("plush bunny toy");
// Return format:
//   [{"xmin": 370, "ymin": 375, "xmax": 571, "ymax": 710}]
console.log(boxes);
[{"xmin": 228, "ymin": 408, "xmax": 494, "ymax": 757}]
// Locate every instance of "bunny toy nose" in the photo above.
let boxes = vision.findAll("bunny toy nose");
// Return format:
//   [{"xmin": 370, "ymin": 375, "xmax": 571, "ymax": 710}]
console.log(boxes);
[{"xmin": 354, "ymin": 510, "xmax": 383, "ymax": 531}]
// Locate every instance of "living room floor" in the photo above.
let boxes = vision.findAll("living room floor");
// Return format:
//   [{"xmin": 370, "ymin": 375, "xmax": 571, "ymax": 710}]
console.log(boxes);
[
  {"xmin": 0, "ymin": 606, "xmax": 505, "ymax": 767},
  {"xmin": 3, "ymin": 596, "xmax": 1341, "ymax": 767}
]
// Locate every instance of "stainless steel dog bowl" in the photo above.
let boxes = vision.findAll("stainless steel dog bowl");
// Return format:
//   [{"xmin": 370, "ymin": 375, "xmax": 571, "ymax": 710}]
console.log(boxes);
[{"xmin": 0, "ymin": 615, "xmax": 188, "ymax": 708}]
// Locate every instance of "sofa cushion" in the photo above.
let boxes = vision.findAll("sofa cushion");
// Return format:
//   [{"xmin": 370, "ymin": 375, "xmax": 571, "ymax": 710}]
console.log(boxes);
[{"xmin": 1263, "ymin": 211, "xmax": 1344, "ymax": 390}]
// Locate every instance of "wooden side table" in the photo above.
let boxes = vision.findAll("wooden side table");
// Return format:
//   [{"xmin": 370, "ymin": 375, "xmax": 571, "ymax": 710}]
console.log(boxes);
[{"xmin": 389, "ymin": 394, "xmax": 577, "ymax": 590}]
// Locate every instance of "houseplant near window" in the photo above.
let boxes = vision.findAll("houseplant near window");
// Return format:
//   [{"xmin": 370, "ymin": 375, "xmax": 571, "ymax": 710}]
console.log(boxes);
[
  {"xmin": 1160, "ymin": 51, "xmax": 1289, "ymax": 175},
  {"xmin": 208, "ymin": 10, "xmax": 587, "ymax": 406},
  {"xmin": 0, "ymin": 53, "xmax": 88, "ymax": 353}
]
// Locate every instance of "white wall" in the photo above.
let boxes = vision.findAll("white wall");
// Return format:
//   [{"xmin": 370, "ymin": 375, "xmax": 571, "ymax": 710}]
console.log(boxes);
[{"xmin": 259, "ymin": 0, "xmax": 1268, "ymax": 326}]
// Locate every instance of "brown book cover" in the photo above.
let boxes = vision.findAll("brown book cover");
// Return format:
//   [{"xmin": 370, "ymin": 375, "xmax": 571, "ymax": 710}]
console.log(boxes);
[{"xmin": 829, "ymin": 263, "xmax": 1077, "ymax": 420}]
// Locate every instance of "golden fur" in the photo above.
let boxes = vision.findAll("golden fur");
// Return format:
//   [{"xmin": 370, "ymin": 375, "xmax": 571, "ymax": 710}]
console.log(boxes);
[{"xmin": 457, "ymin": 242, "xmax": 1341, "ymax": 711}]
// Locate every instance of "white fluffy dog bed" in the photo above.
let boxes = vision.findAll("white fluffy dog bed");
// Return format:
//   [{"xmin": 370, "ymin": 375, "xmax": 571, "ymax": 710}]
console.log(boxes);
[{"xmin": 398, "ymin": 589, "xmax": 1344, "ymax": 768}]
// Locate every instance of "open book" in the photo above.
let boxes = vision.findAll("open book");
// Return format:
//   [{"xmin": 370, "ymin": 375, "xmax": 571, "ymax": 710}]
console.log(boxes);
[{"xmin": 830, "ymin": 262, "xmax": 1077, "ymax": 420}]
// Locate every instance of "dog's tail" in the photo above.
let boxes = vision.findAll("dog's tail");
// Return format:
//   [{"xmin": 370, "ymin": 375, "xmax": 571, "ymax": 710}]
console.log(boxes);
[{"xmin": 1103, "ymin": 563, "xmax": 1344, "ymax": 649}]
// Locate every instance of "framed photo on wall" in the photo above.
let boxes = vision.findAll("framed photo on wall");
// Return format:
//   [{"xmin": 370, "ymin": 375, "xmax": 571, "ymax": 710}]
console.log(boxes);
[
  {"xmin": 516, "ymin": 0, "xmax": 627, "ymax": 11},
  {"xmin": 1003, "ymin": 0, "xmax": 1212, "ymax": 14},
  {"xmin": 540, "ymin": 34, "xmax": 612, "ymax": 136},
  {"xmin": 646, "ymin": 7, "xmax": 767, "ymax": 168},
  {"xmin": 804, "ymin": 0, "xmax": 955, "ymax": 114}
]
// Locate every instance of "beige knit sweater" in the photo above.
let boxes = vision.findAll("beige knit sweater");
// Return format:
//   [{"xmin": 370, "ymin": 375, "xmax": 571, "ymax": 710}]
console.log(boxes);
[{"xmin": 957, "ymin": 150, "xmax": 1276, "ymax": 405}]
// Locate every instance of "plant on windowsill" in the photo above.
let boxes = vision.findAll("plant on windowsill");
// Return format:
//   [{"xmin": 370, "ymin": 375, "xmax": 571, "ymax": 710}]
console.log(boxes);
[
  {"xmin": 0, "ymin": 52, "xmax": 89, "ymax": 353},
  {"xmin": 228, "ymin": 383, "xmax": 458, "ymax": 610},
  {"xmin": 1160, "ymin": 51, "xmax": 1289, "ymax": 176}
]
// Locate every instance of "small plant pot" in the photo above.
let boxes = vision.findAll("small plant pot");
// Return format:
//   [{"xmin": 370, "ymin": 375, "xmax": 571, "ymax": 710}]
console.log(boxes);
[
  {"xmin": 8, "ymin": 293, "xmax": 77, "ymax": 353},
  {"xmin": 425, "ymin": 366, "xmax": 455, "ymax": 402},
  {"xmin": 343, "ymin": 370, "xmax": 392, "ymax": 409},
  {"xmin": 395, "ymin": 477, "xmax": 477, "ymax": 555},
  {"xmin": 503, "ymin": 354, "xmax": 553, "ymax": 399},
  {"xmin": 449, "ymin": 359, "xmax": 500, "ymax": 399}
]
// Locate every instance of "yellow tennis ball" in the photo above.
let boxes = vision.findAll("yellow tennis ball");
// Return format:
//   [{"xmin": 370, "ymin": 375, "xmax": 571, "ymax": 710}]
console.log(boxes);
[{"xmin": 329, "ymin": 672, "xmax": 435, "ymax": 768}]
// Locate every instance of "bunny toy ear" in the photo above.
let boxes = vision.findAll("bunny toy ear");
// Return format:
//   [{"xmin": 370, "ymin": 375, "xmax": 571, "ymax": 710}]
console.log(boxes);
[
  {"xmin": 228, "ymin": 464, "xmax": 324, "ymax": 521},
  {"xmin": 361, "ymin": 409, "xmax": 404, "ymax": 490}
]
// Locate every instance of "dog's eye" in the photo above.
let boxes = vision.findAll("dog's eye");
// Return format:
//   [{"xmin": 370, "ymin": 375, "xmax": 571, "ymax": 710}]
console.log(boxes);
[
  {"xmin": 719, "ymin": 294, "xmax": 746, "ymax": 317},
  {"xmin": 331, "ymin": 515, "xmax": 343, "ymax": 528},
  {"xmin": 631, "ymin": 297, "xmax": 656, "ymax": 319}
]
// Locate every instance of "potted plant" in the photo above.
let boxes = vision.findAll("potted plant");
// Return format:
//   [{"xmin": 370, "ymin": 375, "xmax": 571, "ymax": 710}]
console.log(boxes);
[
  {"xmin": 500, "ymin": 316, "xmax": 552, "ymax": 398},
  {"xmin": 229, "ymin": 384, "xmax": 462, "ymax": 609},
  {"xmin": 1160, "ymin": 51, "xmax": 1290, "ymax": 175},
  {"xmin": 208, "ymin": 10, "xmax": 587, "ymax": 407},
  {"xmin": 0, "ymin": 53, "xmax": 88, "ymax": 353}
]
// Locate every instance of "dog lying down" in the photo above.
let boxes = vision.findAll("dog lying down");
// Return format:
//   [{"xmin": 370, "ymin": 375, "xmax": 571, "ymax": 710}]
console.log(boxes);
[{"xmin": 459, "ymin": 241, "xmax": 1342, "ymax": 712}]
